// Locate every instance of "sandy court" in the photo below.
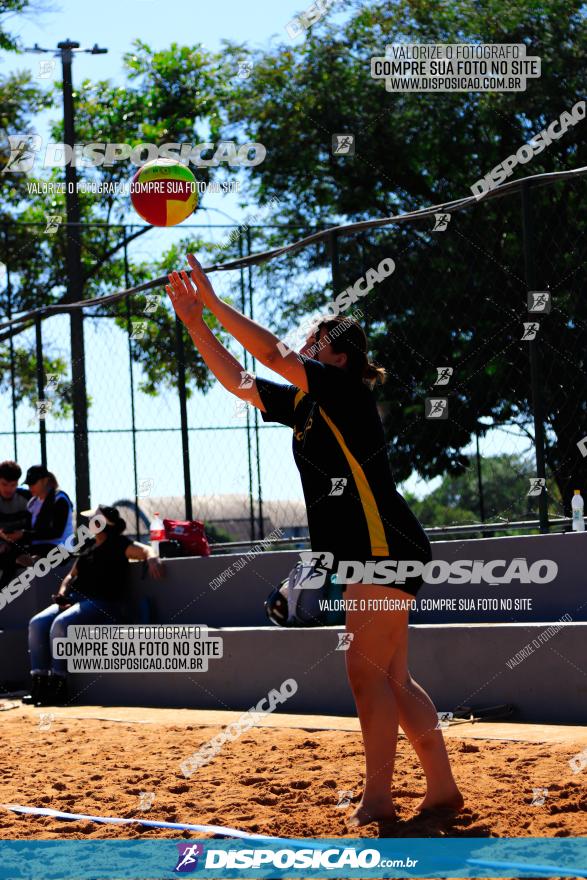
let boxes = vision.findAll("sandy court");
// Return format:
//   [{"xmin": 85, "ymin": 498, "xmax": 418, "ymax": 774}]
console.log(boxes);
[{"xmin": 1, "ymin": 703, "xmax": 586, "ymax": 843}]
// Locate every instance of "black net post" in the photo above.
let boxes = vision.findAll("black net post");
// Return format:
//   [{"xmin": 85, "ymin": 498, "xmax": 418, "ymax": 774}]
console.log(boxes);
[
  {"xmin": 60, "ymin": 43, "xmax": 91, "ymax": 523},
  {"xmin": 330, "ymin": 229, "xmax": 341, "ymax": 296},
  {"xmin": 521, "ymin": 181, "xmax": 549, "ymax": 533}
]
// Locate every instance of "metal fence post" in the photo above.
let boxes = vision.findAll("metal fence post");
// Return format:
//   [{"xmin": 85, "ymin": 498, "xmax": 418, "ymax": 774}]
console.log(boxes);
[
  {"xmin": 174, "ymin": 314, "xmax": 193, "ymax": 521},
  {"xmin": 475, "ymin": 429, "xmax": 485, "ymax": 523},
  {"xmin": 521, "ymin": 181, "xmax": 549, "ymax": 533},
  {"xmin": 4, "ymin": 226, "xmax": 18, "ymax": 460},
  {"xmin": 124, "ymin": 234, "xmax": 140, "ymax": 538},
  {"xmin": 247, "ymin": 228, "xmax": 264, "ymax": 540},
  {"xmin": 239, "ymin": 235, "xmax": 256, "ymax": 542},
  {"xmin": 34, "ymin": 316, "xmax": 47, "ymax": 466}
]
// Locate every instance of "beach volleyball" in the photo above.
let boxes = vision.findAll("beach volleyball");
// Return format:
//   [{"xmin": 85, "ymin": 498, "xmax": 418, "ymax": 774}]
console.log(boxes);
[{"xmin": 130, "ymin": 158, "xmax": 198, "ymax": 226}]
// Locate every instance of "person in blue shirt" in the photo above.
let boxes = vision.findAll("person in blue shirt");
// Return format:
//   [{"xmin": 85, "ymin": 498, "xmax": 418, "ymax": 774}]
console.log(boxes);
[
  {"xmin": 22, "ymin": 465, "xmax": 74, "ymax": 557},
  {"xmin": 166, "ymin": 254, "xmax": 463, "ymax": 828}
]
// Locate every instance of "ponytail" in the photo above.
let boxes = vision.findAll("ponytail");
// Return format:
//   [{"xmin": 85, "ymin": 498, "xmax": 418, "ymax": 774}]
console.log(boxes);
[{"xmin": 363, "ymin": 361, "xmax": 387, "ymax": 388}]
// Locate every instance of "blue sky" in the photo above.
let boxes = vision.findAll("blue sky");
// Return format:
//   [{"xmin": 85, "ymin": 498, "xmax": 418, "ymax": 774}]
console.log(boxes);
[
  {"xmin": 0, "ymin": 0, "xmax": 527, "ymax": 523},
  {"xmin": 5, "ymin": 0, "xmax": 315, "ymax": 73}
]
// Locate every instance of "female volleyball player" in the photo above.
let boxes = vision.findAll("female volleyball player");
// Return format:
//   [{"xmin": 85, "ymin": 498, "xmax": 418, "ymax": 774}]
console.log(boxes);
[{"xmin": 166, "ymin": 254, "xmax": 463, "ymax": 827}]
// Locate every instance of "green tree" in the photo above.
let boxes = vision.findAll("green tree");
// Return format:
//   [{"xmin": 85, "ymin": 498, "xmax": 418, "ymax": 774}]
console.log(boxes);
[
  {"xmin": 0, "ymin": 13, "xmax": 67, "ymax": 410},
  {"xmin": 431, "ymin": 453, "xmax": 536, "ymax": 520},
  {"xmin": 0, "ymin": 0, "xmax": 29, "ymax": 51},
  {"xmin": 406, "ymin": 452, "xmax": 563, "ymax": 531},
  {"xmin": 213, "ymin": 0, "xmax": 587, "ymax": 516}
]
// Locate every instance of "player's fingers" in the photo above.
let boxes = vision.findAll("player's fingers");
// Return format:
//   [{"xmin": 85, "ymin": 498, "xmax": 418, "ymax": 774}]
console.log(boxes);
[
  {"xmin": 187, "ymin": 255, "xmax": 206, "ymax": 284},
  {"xmin": 167, "ymin": 275, "xmax": 181, "ymax": 297},
  {"xmin": 189, "ymin": 263, "xmax": 202, "ymax": 282},
  {"xmin": 171, "ymin": 271, "xmax": 188, "ymax": 295},
  {"xmin": 181, "ymin": 270, "xmax": 196, "ymax": 293}
]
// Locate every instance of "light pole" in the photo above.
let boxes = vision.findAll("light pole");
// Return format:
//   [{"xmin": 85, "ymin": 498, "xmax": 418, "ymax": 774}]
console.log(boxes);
[{"xmin": 25, "ymin": 40, "xmax": 107, "ymax": 523}]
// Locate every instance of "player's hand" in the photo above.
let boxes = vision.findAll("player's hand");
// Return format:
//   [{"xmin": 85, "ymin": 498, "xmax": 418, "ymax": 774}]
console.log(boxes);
[
  {"xmin": 166, "ymin": 270, "xmax": 204, "ymax": 327},
  {"xmin": 186, "ymin": 253, "xmax": 218, "ymax": 309}
]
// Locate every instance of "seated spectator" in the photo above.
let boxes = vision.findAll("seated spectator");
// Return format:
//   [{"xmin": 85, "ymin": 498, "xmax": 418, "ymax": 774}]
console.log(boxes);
[
  {"xmin": 23, "ymin": 504, "xmax": 164, "ymax": 707},
  {"xmin": 0, "ymin": 460, "xmax": 31, "ymax": 588},
  {"xmin": 22, "ymin": 465, "xmax": 74, "ymax": 558}
]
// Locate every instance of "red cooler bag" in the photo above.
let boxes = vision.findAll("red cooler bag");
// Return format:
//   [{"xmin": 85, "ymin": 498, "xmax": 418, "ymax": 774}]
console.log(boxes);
[{"xmin": 163, "ymin": 519, "xmax": 211, "ymax": 557}]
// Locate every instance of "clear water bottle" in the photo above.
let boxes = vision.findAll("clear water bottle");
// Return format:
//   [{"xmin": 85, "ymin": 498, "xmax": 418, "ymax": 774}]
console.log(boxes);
[
  {"xmin": 572, "ymin": 490, "xmax": 585, "ymax": 532},
  {"xmin": 149, "ymin": 512, "xmax": 165, "ymax": 554}
]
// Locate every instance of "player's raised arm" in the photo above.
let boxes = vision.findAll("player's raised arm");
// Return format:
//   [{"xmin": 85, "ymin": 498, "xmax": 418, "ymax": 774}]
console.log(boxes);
[
  {"xmin": 181, "ymin": 253, "xmax": 309, "ymax": 391},
  {"xmin": 166, "ymin": 270, "xmax": 266, "ymax": 410}
]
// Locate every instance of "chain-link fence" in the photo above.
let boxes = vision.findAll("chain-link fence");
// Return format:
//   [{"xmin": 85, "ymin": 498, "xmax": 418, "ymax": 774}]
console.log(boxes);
[{"xmin": 1, "ymin": 169, "xmax": 586, "ymax": 545}]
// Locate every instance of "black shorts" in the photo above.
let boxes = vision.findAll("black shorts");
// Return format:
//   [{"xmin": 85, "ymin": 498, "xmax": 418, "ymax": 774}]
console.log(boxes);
[{"xmin": 331, "ymin": 553, "xmax": 432, "ymax": 599}]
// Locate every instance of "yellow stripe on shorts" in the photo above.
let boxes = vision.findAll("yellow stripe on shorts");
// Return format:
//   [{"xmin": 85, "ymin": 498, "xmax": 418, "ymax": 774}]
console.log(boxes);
[{"xmin": 318, "ymin": 406, "xmax": 389, "ymax": 556}]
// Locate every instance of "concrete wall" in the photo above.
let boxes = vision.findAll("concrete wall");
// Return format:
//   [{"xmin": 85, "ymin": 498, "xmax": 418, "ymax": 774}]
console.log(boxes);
[
  {"xmin": 0, "ymin": 564, "xmax": 69, "ymax": 686},
  {"xmin": 66, "ymin": 622, "xmax": 587, "ymax": 724},
  {"xmin": 2, "ymin": 532, "xmax": 586, "ymax": 724},
  {"xmin": 412, "ymin": 532, "xmax": 587, "ymax": 623},
  {"xmin": 126, "ymin": 531, "xmax": 587, "ymax": 626}
]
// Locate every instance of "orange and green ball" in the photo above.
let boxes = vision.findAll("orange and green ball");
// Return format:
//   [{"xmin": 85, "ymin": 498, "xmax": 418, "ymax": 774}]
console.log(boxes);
[{"xmin": 130, "ymin": 159, "xmax": 198, "ymax": 226}]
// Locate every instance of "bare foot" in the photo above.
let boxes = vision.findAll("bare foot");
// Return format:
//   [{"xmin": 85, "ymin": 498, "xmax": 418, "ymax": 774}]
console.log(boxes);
[
  {"xmin": 417, "ymin": 789, "xmax": 464, "ymax": 814},
  {"xmin": 347, "ymin": 798, "xmax": 397, "ymax": 828}
]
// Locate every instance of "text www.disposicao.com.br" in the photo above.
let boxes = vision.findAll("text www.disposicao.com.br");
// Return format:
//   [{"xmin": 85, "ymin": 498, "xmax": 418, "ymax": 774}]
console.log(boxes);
[{"xmin": 69, "ymin": 657, "xmax": 203, "ymax": 671}]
